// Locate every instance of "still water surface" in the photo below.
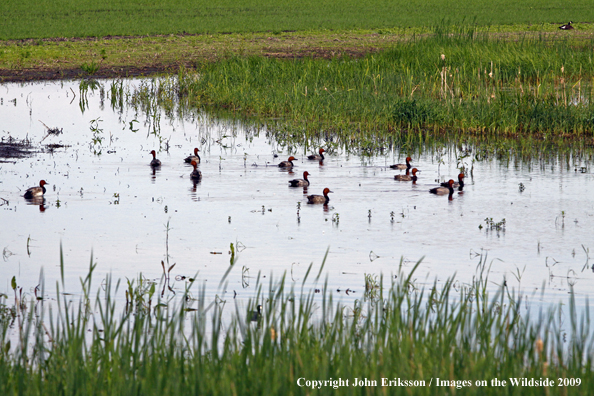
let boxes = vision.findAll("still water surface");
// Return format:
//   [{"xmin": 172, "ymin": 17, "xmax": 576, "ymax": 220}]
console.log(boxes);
[{"xmin": 1, "ymin": 79, "xmax": 593, "ymax": 312}]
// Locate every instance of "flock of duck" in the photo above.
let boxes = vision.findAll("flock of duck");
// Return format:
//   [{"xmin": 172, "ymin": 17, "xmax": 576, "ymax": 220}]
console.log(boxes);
[{"xmin": 22, "ymin": 148, "xmax": 464, "ymax": 204}]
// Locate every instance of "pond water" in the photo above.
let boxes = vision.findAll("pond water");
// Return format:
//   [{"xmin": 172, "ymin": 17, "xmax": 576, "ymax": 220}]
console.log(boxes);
[{"xmin": 1, "ymin": 78, "xmax": 593, "ymax": 315}]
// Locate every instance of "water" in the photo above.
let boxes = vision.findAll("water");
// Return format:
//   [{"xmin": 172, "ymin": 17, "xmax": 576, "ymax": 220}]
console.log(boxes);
[{"xmin": 1, "ymin": 78, "xmax": 593, "ymax": 314}]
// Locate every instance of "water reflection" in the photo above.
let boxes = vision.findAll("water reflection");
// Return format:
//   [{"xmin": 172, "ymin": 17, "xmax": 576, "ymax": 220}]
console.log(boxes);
[{"xmin": 1, "ymin": 77, "xmax": 593, "ymax": 314}]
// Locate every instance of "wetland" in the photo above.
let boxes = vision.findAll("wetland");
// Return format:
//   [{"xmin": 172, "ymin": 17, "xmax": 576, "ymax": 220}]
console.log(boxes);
[{"xmin": 2, "ymin": 24, "xmax": 594, "ymax": 395}]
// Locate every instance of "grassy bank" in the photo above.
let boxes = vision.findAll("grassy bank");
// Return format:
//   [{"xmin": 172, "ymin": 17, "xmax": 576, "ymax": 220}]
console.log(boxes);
[
  {"xmin": 1, "ymin": 0, "xmax": 593, "ymax": 40},
  {"xmin": 1, "ymin": 256, "xmax": 593, "ymax": 395},
  {"xmin": 138, "ymin": 28, "xmax": 594, "ymax": 141}
]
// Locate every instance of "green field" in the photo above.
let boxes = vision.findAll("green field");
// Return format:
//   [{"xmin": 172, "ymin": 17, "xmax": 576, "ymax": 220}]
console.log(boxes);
[{"xmin": 0, "ymin": 0, "xmax": 593, "ymax": 40}]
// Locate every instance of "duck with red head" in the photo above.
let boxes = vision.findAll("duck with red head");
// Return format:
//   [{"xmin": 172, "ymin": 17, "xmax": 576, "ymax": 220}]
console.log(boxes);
[
  {"xmin": 441, "ymin": 173, "xmax": 465, "ymax": 191},
  {"xmin": 307, "ymin": 148, "xmax": 325, "ymax": 161},
  {"xmin": 395, "ymin": 168, "xmax": 418, "ymax": 182},
  {"xmin": 190, "ymin": 160, "xmax": 202, "ymax": 181},
  {"xmin": 184, "ymin": 148, "xmax": 201, "ymax": 164},
  {"xmin": 307, "ymin": 188, "xmax": 333, "ymax": 204},
  {"xmin": 390, "ymin": 157, "xmax": 412, "ymax": 170},
  {"xmin": 24, "ymin": 180, "xmax": 48, "ymax": 199},
  {"xmin": 150, "ymin": 150, "xmax": 161, "ymax": 167},
  {"xmin": 279, "ymin": 156, "xmax": 297, "ymax": 168},
  {"xmin": 289, "ymin": 171, "xmax": 310, "ymax": 187},
  {"xmin": 430, "ymin": 179, "xmax": 455, "ymax": 199}
]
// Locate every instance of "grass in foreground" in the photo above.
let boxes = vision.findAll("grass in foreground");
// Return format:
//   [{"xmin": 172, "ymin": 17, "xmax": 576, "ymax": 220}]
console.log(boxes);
[{"xmin": 0, "ymin": 255, "xmax": 593, "ymax": 395}]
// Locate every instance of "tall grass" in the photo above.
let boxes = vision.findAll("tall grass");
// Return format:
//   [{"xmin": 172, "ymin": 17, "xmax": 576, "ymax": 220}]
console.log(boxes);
[
  {"xmin": 1, "ymin": 0, "xmax": 593, "ymax": 40},
  {"xmin": 179, "ymin": 28, "xmax": 594, "ymax": 139},
  {"xmin": 1, "ymin": 254, "xmax": 593, "ymax": 395}
]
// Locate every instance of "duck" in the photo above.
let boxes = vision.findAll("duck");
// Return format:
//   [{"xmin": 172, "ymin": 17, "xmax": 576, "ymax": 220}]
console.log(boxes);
[
  {"xmin": 307, "ymin": 187, "xmax": 332, "ymax": 204},
  {"xmin": 559, "ymin": 21, "xmax": 574, "ymax": 30},
  {"xmin": 441, "ymin": 173, "xmax": 464, "ymax": 190},
  {"xmin": 430, "ymin": 179, "xmax": 455, "ymax": 197},
  {"xmin": 249, "ymin": 305, "xmax": 263, "ymax": 322},
  {"xmin": 390, "ymin": 156, "xmax": 412, "ymax": 170},
  {"xmin": 190, "ymin": 160, "xmax": 202, "ymax": 180},
  {"xmin": 278, "ymin": 156, "xmax": 297, "ymax": 168},
  {"xmin": 24, "ymin": 180, "xmax": 48, "ymax": 199},
  {"xmin": 149, "ymin": 150, "xmax": 161, "ymax": 167},
  {"xmin": 289, "ymin": 171, "xmax": 310, "ymax": 187},
  {"xmin": 394, "ymin": 168, "xmax": 418, "ymax": 181},
  {"xmin": 307, "ymin": 148, "xmax": 325, "ymax": 161},
  {"xmin": 184, "ymin": 148, "xmax": 201, "ymax": 164}
]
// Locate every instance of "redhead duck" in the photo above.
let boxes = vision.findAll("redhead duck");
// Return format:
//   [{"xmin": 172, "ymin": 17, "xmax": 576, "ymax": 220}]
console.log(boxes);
[
  {"xmin": 430, "ymin": 179, "xmax": 454, "ymax": 197},
  {"xmin": 289, "ymin": 171, "xmax": 310, "ymax": 187},
  {"xmin": 395, "ymin": 168, "xmax": 418, "ymax": 181},
  {"xmin": 150, "ymin": 150, "xmax": 161, "ymax": 167},
  {"xmin": 307, "ymin": 188, "xmax": 332, "ymax": 204},
  {"xmin": 441, "ymin": 173, "xmax": 464, "ymax": 190},
  {"xmin": 390, "ymin": 156, "xmax": 412, "ymax": 170},
  {"xmin": 307, "ymin": 148, "xmax": 325, "ymax": 161},
  {"xmin": 24, "ymin": 180, "xmax": 48, "ymax": 199},
  {"xmin": 559, "ymin": 21, "xmax": 574, "ymax": 30},
  {"xmin": 190, "ymin": 160, "xmax": 202, "ymax": 180},
  {"xmin": 184, "ymin": 148, "xmax": 201, "ymax": 164},
  {"xmin": 278, "ymin": 156, "xmax": 297, "ymax": 168}
]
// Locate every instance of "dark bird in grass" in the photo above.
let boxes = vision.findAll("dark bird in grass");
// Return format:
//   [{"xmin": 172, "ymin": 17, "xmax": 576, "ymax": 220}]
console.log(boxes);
[
  {"xmin": 559, "ymin": 21, "xmax": 574, "ymax": 30},
  {"xmin": 289, "ymin": 171, "xmax": 310, "ymax": 187},
  {"xmin": 250, "ymin": 305, "xmax": 263, "ymax": 322},
  {"xmin": 24, "ymin": 180, "xmax": 47, "ymax": 199}
]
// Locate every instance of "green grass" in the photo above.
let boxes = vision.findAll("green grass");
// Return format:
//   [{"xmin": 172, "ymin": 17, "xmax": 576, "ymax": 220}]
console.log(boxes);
[
  {"xmin": 1, "ymin": 0, "xmax": 594, "ymax": 40},
  {"xmin": 1, "ymin": 254, "xmax": 593, "ymax": 395},
  {"xmin": 128, "ymin": 28, "xmax": 594, "ymax": 145}
]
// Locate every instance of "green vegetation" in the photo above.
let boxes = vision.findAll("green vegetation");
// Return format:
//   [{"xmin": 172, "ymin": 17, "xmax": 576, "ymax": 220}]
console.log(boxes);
[
  {"xmin": 1, "ymin": 255, "xmax": 593, "ymax": 395},
  {"xmin": 1, "ymin": 0, "xmax": 593, "ymax": 40},
  {"xmin": 121, "ymin": 28, "xmax": 594, "ymax": 149}
]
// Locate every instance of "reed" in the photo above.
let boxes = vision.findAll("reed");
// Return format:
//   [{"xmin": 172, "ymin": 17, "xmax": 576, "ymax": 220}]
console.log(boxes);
[
  {"xmin": 109, "ymin": 27, "xmax": 594, "ymax": 163},
  {"xmin": 0, "ymin": 253, "xmax": 593, "ymax": 395},
  {"xmin": 179, "ymin": 28, "xmax": 594, "ymax": 139}
]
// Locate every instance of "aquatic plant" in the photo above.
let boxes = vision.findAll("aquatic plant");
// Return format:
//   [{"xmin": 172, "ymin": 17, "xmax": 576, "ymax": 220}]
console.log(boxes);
[{"xmin": 0, "ymin": 254, "xmax": 593, "ymax": 394}]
